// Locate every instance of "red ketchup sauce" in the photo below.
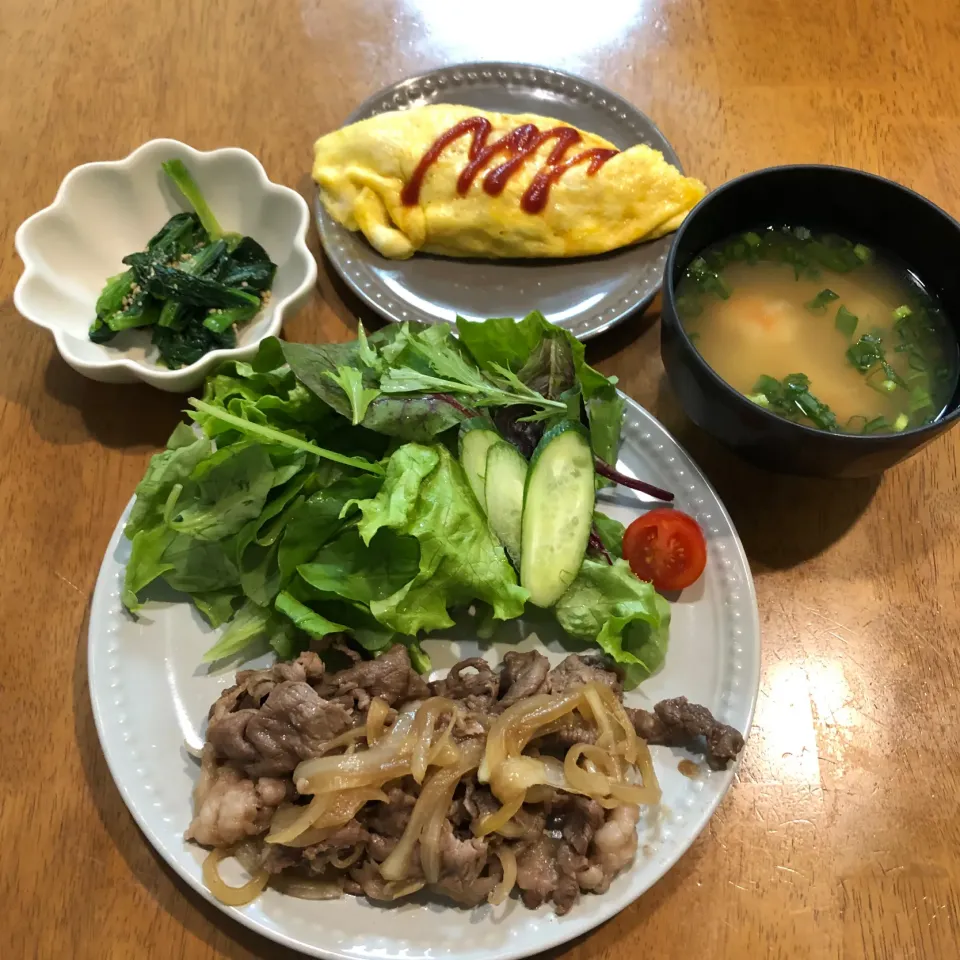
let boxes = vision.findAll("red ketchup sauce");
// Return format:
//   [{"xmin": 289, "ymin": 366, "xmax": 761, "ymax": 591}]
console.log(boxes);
[{"xmin": 400, "ymin": 116, "xmax": 618, "ymax": 213}]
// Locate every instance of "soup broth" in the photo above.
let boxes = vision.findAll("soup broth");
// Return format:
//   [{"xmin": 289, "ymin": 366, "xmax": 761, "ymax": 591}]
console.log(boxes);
[{"xmin": 675, "ymin": 227, "xmax": 959, "ymax": 434}]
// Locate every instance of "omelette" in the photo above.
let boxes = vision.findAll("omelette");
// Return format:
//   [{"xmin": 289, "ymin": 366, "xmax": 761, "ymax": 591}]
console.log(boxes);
[{"xmin": 313, "ymin": 104, "xmax": 706, "ymax": 260}]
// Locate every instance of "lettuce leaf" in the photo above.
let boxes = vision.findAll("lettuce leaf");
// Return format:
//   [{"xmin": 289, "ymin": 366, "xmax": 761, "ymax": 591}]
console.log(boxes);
[
  {"xmin": 167, "ymin": 443, "xmax": 277, "ymax": 541},
  {"xmin": 125, "ymin": 422, "xmax": 212, "ymax": 536},
  {"xmin": 298, "ymin": 528, "xmax": 421, "ymax": 604},
  {"xmin": 456, "ymin": 312, "xmax": 624, "ymax": 461},
  {"xmin": 280, "ymin": 328, "xmax": 469, "ymax": 441},
  {"xmin": 554, "ymin": 558, "xmax": 671, "ymax": 687},
  {"xmin": 277, "ymin": 475, "xmax": 381, "ymax": 582},
  {"xmin": 348, "ymin": 443, "xmax": 528, "ymax": 633},
  {"xmin": 592, "ymin": 511, "xmax": 625, "ymax": 558}
]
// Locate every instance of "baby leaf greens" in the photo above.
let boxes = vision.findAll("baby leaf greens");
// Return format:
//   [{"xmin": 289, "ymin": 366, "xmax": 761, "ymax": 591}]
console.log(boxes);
[
  {"xmin": 122, "ymin": 313, "xmax": 672, "ymax": 686},
  {"xmin": 89, "ymin": 160, "xmax": 276, "ymax": 369}
]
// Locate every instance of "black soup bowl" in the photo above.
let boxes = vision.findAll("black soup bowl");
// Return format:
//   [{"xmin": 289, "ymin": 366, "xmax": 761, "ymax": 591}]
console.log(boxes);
[{"xmin": 660, "ymin": 165, "xmax": 960, "ymax": 477}]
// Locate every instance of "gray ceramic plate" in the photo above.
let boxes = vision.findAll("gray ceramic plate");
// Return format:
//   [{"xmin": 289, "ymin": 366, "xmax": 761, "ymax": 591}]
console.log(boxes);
[{"xmin": 315, "ymin": 62, "xmax": 689, "ymax": 341}]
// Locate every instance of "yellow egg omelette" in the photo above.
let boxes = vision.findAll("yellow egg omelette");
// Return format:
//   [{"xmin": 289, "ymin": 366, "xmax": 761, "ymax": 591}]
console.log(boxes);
[{"xmin": 313, "ymin": 103, "xmax": 706, "ymax": 260}]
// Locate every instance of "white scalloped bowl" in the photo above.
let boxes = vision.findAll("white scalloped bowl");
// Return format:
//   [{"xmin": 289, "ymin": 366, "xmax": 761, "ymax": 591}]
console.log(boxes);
[{"xmin": 14, "ymin": 139, "xmax": 317, "ymax": 392}]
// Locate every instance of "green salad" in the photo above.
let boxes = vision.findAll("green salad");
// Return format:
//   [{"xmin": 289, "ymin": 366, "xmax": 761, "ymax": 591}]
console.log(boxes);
[{"xmin": 123, "ymin": 312, "xmax": 671, "ymax": 686}]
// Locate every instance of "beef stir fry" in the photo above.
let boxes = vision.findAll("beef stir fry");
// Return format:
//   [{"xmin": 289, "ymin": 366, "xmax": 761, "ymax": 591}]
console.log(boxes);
[{"xmin": 190, "ymin": 647, "xmax": 744, "ymax": 914}]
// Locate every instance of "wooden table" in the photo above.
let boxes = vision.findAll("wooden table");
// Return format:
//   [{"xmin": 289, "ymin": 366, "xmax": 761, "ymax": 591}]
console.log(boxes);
[{"xmin": 3, "ymin": 1, "xmax": 959, "ymax": 957}]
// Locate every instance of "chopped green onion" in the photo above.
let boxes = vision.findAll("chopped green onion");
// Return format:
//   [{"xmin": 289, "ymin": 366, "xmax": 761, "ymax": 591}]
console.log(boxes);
[
  {"xmin": 863, "ymin": 416, "xmax": 890, "ymax": 434},
  {"xmin": 750, "ymin": 372, "xmax": 838, "ymax": 431},
  {"xmin": 748, "ymin": 392, "xmax": 770, "ymax": 407},
  {"xmin": 845, "ymin": 415, "xmax": 868, "ymax": 432},
  {"xmin": 743, "ymin": 231, "xmax": 762, "ymax": 248},
  {"xmin": 853, "ymin": 244, "xmax": 873, "ymax": 263},
  {"xmin": 676, "ymin": 295, "xmax": 703, "ymax": 319},
  {"xmin": 909, "ymin": 386, "xmax": 933, "ymax": 414},
  {"xmin": 835, "ymin": 305, "xmax": 859, "ymax": 338},
  {"xmin": 893, "ymin": 304, "xmax": 912, "ymax": 320},
  {"xmin": 687, "ymin": 257, "xmax": 731, "ymax": 300},
  {"xmin": 847, "ymin": 334, "xmax": 885, "ymax": 372},
  {"xmin": 893, "ymin": 413, "xmax": 910, "ymax": 432},
  {"xmin": 806, "ymin": 288, "xmax": 839, "ymax": 312}
]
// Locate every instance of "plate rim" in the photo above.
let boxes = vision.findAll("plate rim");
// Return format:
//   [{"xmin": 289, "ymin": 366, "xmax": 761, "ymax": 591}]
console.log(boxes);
[
  {"xmin": 315, "ymin": 60, "xmax": 686, "ymax": 341},
  {"xmin": 88, "ymin": 394, "xmax": 761, "ymax": 960}
]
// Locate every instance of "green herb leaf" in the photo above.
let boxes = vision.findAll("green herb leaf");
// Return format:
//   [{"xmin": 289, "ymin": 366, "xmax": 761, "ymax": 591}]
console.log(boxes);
[
  {"xmin": 166, "ymin": 444, "xmax": 276, "ymax": 541},
  {"xmin": 863, "ymin": 416, "xmax": 890, "ymax": 434},
  {"xmin": 752, "ymin": 372, "xmax": 838, "ymax": 431},
  {"xmin": 188, "ymin": 399, "xmax": 384, "ymax": 475},
  {"xmin": 277, "ymin": 476, "xmax": 381, "ymax": 582},
  {"xmin": 592, "ymin": 512, "xmax": 625, "ymax": 559},
  {"xmin": 835, "ymin": 304, "xmax": 859, "ymax": 338},
  {"xmin": 280, "ymin": 332, "xmax": 470, "ymax": 441},
  {"xmin": 298, "ymin": 528, "xmax": 421, "ymax": 605},
  {"xmin": 202, "ymin": 599, "xmax": 275, "ymax": 662},
  {"xmin": 125, "ymin": 423, "xmax": 213, "ymax": 536},
  {"xmin": 554, "ymin": 558, "xmax": 671, "ymax": 688},
  {"xmin": 846, "ymin": 334, "xmax": 885, "ymax": 372},
  {"xmin": 193, "ymin": 589, "xmax": 242, "ymax": 628},
  {"xmin": 356, "ymin": 323, "xmax": 383, "ymax": 372},
  {"xmin": 274, "ymin": 590, "xmax": 348, "ymax": 639},
  {"xmin": 325, "ymin": 366, "xmax": 381, "ymax": 426},
  {"xmin": 806, "ymin": 288, "xmax": 839, "ymax": 312}
]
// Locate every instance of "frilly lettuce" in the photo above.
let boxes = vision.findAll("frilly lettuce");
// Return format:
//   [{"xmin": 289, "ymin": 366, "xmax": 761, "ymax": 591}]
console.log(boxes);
[
  {"xmin": 346, "ymin": 443, "xmax": 529, "ymax": 633},
  {"xmin": 554, "ymin": 558, "xmax": 671, "ymax": 687}
]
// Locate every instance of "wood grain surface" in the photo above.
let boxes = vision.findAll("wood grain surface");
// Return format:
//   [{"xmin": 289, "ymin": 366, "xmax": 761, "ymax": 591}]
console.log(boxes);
[{"xmin": 2, "ymin": 1, "xmax": 959, "ymax": 957}]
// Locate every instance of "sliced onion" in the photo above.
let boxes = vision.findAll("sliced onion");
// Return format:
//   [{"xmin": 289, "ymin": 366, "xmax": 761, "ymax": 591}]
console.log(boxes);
[
  {"xmin": 329, "ymin": 844, "xmax": 364, "ymax": 869},
  {"xmin": 202, "ymin": 847, "xmax": 269, "ymax": 906},
  {"xmin": 494, "ymin": 819, "xmax": 524, "ymax": 838},
  {"xmin": 380, "ymin": 739, "xmax": 484, "ymax": 883},
  {"xmin": 632, "ymin": 737, "xmax": 662, "ymax": 805},
  {"xmin": 474, "ymin": 795, "xmax": 523, "ymax": 837},
  {"xmin": 270, "ymin": 874, "xmax": 343, "ymax": 900},
  {"xmin": 489, "ymin": 848, "xmax": 517, "ymax": 906},
  {"xmin": 583, "ymin": 685, "xmax": 616, "ymax": 754},
  {"xmin": 267, "ymin": 795, "xmax": 331, "ymax": 845},
  {"xmin": 564, "ymin": 743, "xmax": 613, "ymax": 797},
  {"xmin": 609, "ymin": 781, "xmax": 659, "ymax": 805},
  {"xmin": 310, "ymin": 725, "xmax": 369, "ymax": 758},
  {"xmin": 295, "ymin": 742, "xmax": 413, "ymax": 795},
  {"xmin": 593, "ymin": 682, "xmax": 641, "ymax": 764},
  {"xmin": 384, "ymin": 879, "xmax": 425, "ymax": 899},
  {"xmin": 411, "ymin": 697, "xmax": 458, "ymax": 783},
  {"xmin": 232, "ymin": 839, "xmax": 263, "ymax": 875},
  {"xmin": 366, "ymin": 697, "xmax": 390, "ymax": 745},
  {"xmin": 267, "ymin": 788, "xmax": 387, "ymax": 845},
  {"xmin": 480, "ymin": 688, "xmax": 586, "ymax": 782}
]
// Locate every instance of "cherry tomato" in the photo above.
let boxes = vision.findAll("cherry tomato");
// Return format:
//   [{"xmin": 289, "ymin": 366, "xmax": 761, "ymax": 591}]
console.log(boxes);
[{"xmin": 622, "ymin": 508, "xmax": 707, "ymax": 592}]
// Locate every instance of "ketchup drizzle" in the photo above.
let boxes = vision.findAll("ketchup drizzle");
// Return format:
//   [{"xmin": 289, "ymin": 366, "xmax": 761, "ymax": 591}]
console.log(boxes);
[{"xmin": 400, "ymin": 116, "xmax": 618, "ymax": 213}]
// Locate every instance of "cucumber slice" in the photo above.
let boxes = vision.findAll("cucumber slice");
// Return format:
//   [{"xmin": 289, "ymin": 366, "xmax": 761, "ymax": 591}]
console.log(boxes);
[
  {"xmin": 521, "ymin": 421, "xmax": 595, "ymax": 607},
  {"xmin": 458, "ymin": 419, "xmax": 500, "ymax": 512},
  {"xmin": 484, "ymin": 441, "xmax": 528, "ymax": 564}
]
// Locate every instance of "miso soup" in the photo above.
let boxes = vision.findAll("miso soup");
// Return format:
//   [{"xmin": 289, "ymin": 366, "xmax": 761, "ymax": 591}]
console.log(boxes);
[{"xmin": 675, "ymin": 227, "xmax": 959, "ymax": 434}]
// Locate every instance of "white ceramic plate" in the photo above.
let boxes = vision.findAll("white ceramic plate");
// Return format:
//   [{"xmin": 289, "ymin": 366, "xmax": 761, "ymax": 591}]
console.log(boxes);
[
  {"xmin": 14, "ymin": 139, "xmax": 317, "ymax": 392},
  {"xmin": 88, "ymin": 396, "xmax": 760, "ymax": 960}
]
